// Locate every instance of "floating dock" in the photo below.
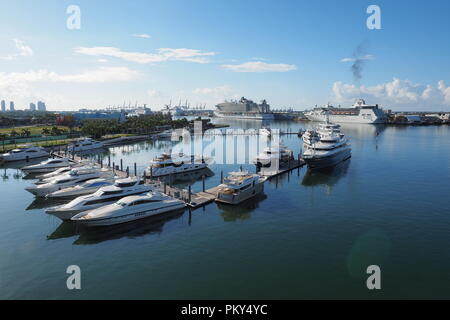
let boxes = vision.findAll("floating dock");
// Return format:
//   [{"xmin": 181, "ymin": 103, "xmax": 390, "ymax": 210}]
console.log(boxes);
[{"xmin": 51, "ymin": 150, "xmax": 306, "ymax": 210}]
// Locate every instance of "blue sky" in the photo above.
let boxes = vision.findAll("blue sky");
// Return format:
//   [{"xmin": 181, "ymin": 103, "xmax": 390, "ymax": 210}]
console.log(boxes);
[{"xmin": 0, "ymin": 0, "xmax": 449, "ymax": 111}]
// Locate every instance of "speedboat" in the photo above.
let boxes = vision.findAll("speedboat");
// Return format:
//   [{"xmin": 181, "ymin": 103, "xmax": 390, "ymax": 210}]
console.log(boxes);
[
  {"xmin": 71, "ymin": 191, "xmax": 186, "ymax": 226},
  {"xmin": 302, "ymin": 122, "xmax": 351, "ymax": 169},
  {"xmin": 0, "ymin": 145, "xmax": 48, "ymax": 163},
  {"xmin": 21, "ymin": 158, "xmax": 72, "ymax": 174},
  {"xmin": 46, "ymin": 178, "xmax": 115, "ymax": 199},
  {"xmin": 145, "ymin": 152, "xmax": 208, "ymax": 178},
  {"xmin": 68, "ymin": 138, "xmax": 104, "ymax": 153},
  {"xmin": 46, "ymin": 177, "xmax": 157, "ymax": 220},
  {"xmin": 25, "ymin": 167, "xmax": 114, "ymax": 197},
  {"xmin": 253, "ymin": 141, "xmax": 293, "ymax": 168},
  {"xmin": 215, "ymin": 171, "xmax": 266, "ymax": 205},
  {"xmin": 35, "ymin": 166, "xmax": 73, "ymax": 182}
]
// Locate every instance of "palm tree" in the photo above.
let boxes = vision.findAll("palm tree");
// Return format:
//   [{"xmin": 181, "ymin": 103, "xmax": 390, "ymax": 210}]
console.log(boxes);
[{"xmin": 41, "ymin": 128, "xmax": 50, "ymax": 135}]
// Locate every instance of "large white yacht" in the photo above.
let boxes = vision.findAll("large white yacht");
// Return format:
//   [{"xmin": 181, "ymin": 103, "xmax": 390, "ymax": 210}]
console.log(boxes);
[
  {"xmin": 253, "ymin": 141, "xmax": 294, "ymax": 168},
  {"xmin": 25, "ymin": 167, "xmax": 114, "ymax": 197},
  {"xmin": 68, "ymin": 138, "xmax": 104, "ymax": 153},
  {"xmin": 215, "ymin": 171, "xmax": 266, "ymax": 205},
  {"xmin": 302, "ymin": 122, "xmax": 351, "ymax": 169},
  {"xmin": 46, "ymin": 177, "xmax": 156, "ymax": 220},
  {"xmin": 21, "ymin": 158, "xmax": 72, "ymax": 174},
  {"xmin": 304, "ymin": 99, "xmax": 388, "ymax": 124},
  {"xmin": 71, "ymin": 191, "xmax": 186, "ymax": 226},
  {"xmin": 35, "ymin": 166, "xmax": 73, "ymax": 182},
  {"xmin": 0, "ymin": 146, "xmax": 48, "ymax": 163},
  {"xmin": 145, "ymin": 152, "xmax": 208, "ymax": 178},
  {"xmin": 46, "ymin": 178, "xmax": 115, "ymax": 199}
]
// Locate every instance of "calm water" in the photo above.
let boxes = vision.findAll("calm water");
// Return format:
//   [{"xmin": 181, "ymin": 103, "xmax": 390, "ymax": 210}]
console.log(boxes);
[{"xmin": 1, "ymin": 120, "xmax": 450, "ymax": 299}]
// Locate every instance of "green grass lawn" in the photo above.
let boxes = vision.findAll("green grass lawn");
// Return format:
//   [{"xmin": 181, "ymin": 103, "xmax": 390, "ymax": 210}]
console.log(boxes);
[{"xmin": 0, "ymin": 125, "xmax": 77, "ymax": 136}]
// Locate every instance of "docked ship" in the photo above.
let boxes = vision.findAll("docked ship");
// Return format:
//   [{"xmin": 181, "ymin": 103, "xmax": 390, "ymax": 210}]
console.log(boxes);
[
  {"xmin": 215, "ymin": 97, "xmax": 274, "ymax": 120},
  {"xmin": 302, "ymin": 122, "xmax": 351, "ymax": 169},
  {"xmin": 304, "ymin": 99, "xmax": 388, "ymax": 124}
]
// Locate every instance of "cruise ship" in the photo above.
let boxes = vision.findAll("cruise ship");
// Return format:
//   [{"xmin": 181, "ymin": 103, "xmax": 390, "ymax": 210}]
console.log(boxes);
[
  {"xmin": 304, "ymin": 99, "xmax": 388, "ymax": 124},
  {"xmin": 215, "ymin": 97, "xmax": 274, "ymax": 120}
]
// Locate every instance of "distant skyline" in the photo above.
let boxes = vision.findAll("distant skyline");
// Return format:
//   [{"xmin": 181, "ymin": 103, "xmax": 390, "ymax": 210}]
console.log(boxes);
[{"xmin": 1, "ymin": 0, "xmax": 450, "ymax": 111}]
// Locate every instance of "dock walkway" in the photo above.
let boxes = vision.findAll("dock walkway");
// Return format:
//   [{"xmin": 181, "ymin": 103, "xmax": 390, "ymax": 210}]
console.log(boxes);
[{"xmin": 51, "ymin": 150, "xmax": 306, "ymax": 209}]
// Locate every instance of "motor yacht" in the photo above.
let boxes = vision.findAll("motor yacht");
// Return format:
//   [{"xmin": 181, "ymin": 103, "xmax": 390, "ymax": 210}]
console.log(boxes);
[
  {"xmin": 68, "ymin": 138, "xmax": 104, "ymax": 153},
  {"xmin": 46, "ymin": 177, "xmax": 157, "ymax": 220},
  {"xmin": 302, "ymin": 121, "xmax": 351, "ymax": 169},
  {"xmin": 71, "ymin": 191, "xmax": 186, "ymax": 227},
  {"xmin": 0, "ymin": 145, "xmax": 48, "ymax": 163},
  {"xmin": 215, "ymin": 171, "xmax": 266, "ymax": 205},
  {"xmin": 145, "ymin": 152, "xmax": 208, "ymax": 178},
  {"xmin": 25, "ymin": 167, "xmax": 114, "ymax": 197},
  {"xmin": 35, "ymin": 166, "xmax": 73, "ymax": 182},
  {"xmin": 46, "ymin": 178, "xmax": 115, "ymax": 199},
  {"xmin": 253, "ymin": 141, "xmax": 294, "ymax": 168},
  {"xmin": 21, "ymin": 157, "xmax": 72, "ymax": 174}
]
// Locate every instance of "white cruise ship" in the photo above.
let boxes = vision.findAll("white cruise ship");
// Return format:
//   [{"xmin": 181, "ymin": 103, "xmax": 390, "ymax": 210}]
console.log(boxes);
[
  {"xmin": 304, "ymin": 99, "xmax": 388, "ymax": 124},
  {"xmin": 214, "ymin": 97, "xmax": 275, "ymax": 120}
]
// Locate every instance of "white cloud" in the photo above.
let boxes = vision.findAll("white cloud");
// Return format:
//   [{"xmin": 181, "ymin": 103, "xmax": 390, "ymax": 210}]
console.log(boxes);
[
  {"xmin": 193, "ymin": 86, "xmax": 232, "ymax": 96},
  {"xmin": 221, "ymin": 61, "xmax": 297, "ymax": 72},
  {"xmin": 332, "ymin": 78, "xmax": 450, "ymax": 110},
  {"xmin": 0, "ymin": 39, "xmax": 33, "ymax": 60},
  {"xmin": 75, "ymin": 46, "xmax": 216, "ymax": 64},
  {"xmin": 0, "ymin": 67, "xmax": 137, "ymax": 84},
  {"xmin": 132, "ymin": 34, "xmax": 152, "ymax": 39},
  {"xmin": 340, "ymin": 54, "xmax": 374, "ymax": 63}
]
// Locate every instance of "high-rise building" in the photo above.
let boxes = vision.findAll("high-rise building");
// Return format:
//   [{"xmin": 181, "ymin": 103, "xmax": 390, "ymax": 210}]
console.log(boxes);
[
  {"xmin": 9, "ymin": 101, "xmax": 14, "ymax": 111},
  {"xmin": 30, "ymin": 103, "xmax": 36, "ymax": 111},
  {"xmin": 0, "ymin": 100, "xmax": 5, "ymax": 112},
  {"xmin": 37, "ymin": 101, "xmax": 46, "ymax": 111}
]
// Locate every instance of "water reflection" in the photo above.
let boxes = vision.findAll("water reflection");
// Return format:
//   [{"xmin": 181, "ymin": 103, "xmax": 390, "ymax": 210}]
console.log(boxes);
[
  {"xmin": 217, "ymin": 194, "xmax": 268, "ymax": 222},
  {"xmin": 47, "ymin": 221, "xmax": 78, "ymax": 240},
  {"xmin": 301, "ymin": 160, "xmax": 350, "ymax": 193},
  {"xmin": 72, "ymin": 208, "xmax": 185, "ymax": 245},
  {"xmin": 26, "ymin": 198, "xmax": 67, "ymax": 211}
]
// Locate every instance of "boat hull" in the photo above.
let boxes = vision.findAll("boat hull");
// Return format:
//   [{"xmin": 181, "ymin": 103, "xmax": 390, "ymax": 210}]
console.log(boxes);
[
  {"xmin": 214, "ymin": 111, "xmax": 274, "ymax": 120},
  {"xmin": 303, "ymin": 148, "xmax": 351, "ymax": 169},
  {"xmin": 73, "ymin": 202, "xmax": 186, "ymax": 227},
  {"xmin": 215, "ymin": 182, "xmax": 265, "ymax": 205}
]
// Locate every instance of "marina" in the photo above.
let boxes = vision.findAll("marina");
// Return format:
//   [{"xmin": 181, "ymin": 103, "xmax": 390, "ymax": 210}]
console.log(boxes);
[{"xmin": 1, "ymin": 118, "xmax": 450, "ymax": 299}]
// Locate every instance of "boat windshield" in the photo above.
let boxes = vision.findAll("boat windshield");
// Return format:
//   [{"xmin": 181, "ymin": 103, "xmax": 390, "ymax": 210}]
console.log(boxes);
[{"xmin": 116, "ymin": 201, "xmax": 127, "ymax": 207}]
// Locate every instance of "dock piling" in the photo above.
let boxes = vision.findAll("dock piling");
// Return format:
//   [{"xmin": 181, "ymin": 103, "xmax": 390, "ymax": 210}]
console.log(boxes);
[
  {"xmin": 202, "ymin": 175, "xmax": 205, "ymax": 192},
  {"xmin": 126, "ymin": 166, "xmax": 129, "ymax": 178},
  {"xmin": 134, "ymin": 162, "xmax": 137, "ymax": 177},
  {"xmin": 188, "ymin": 185, "xmax": 192, "ymax": 204},
  {"xmin": 220, "ymin": 170, "xmax": 223, "ymax": 184},
  {"xmin": 120, "ymin": 159, "xmax": 123, "ymax": 171},
  {"xmin": 108, "ymin": 155, "xmax": 111, "ymax": 167}
]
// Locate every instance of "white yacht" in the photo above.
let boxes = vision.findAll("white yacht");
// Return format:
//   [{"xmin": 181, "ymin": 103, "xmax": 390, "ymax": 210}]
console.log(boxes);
[
  {"xmin": 253, "ymin": 141, "xmax": 294, "ymax": 168},
  {"xmin": 68, "ymin": 138, "xmax": 104, "ymax": 153},
  {"xmin": 35, "ymin": 166, "xmax": 73, "ymax": 182},
  {"xmin": 145, "ymin": 152, "xmax": 208, "ymax": 178},
  {"xmin": 215, "ymin": 171, "xmax": 266, "ymax": 205},
  {"xmin": 25, "ymin": 167, "xmax": 114, "ymax": 197},
  {"xmin": 304, "ymin": 99, "xmax": 388, "ymax": 124},
  {"xmin": 46, "ymin": 178, "xmax": 115, "ymax": 199},
  {"xmin": 21, "ymin": 158, "xmax": 72, "ymax": 174},
  {"xmin": 0, "ymin": 145, "xmax": 48, "ymax": 163},
  {"xmin": 46, "ymin": 177, "xmax": 156, "ymax": 220},
  {"xmin": 71, "ymin": 191, "xmax": 186, "ymax": 227},
  {"xmin": 302, "ymin": 122, "xmax": 351, "ymax": 169},
  {"xmin": 155, "ymin": 130, "xmax": 173, "ymax": 139}
]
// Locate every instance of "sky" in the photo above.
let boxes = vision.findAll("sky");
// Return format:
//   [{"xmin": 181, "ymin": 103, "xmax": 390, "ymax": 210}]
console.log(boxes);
[{"xmin": 0, "ymin": 0, "xmax": 450, "ymax": 111}]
